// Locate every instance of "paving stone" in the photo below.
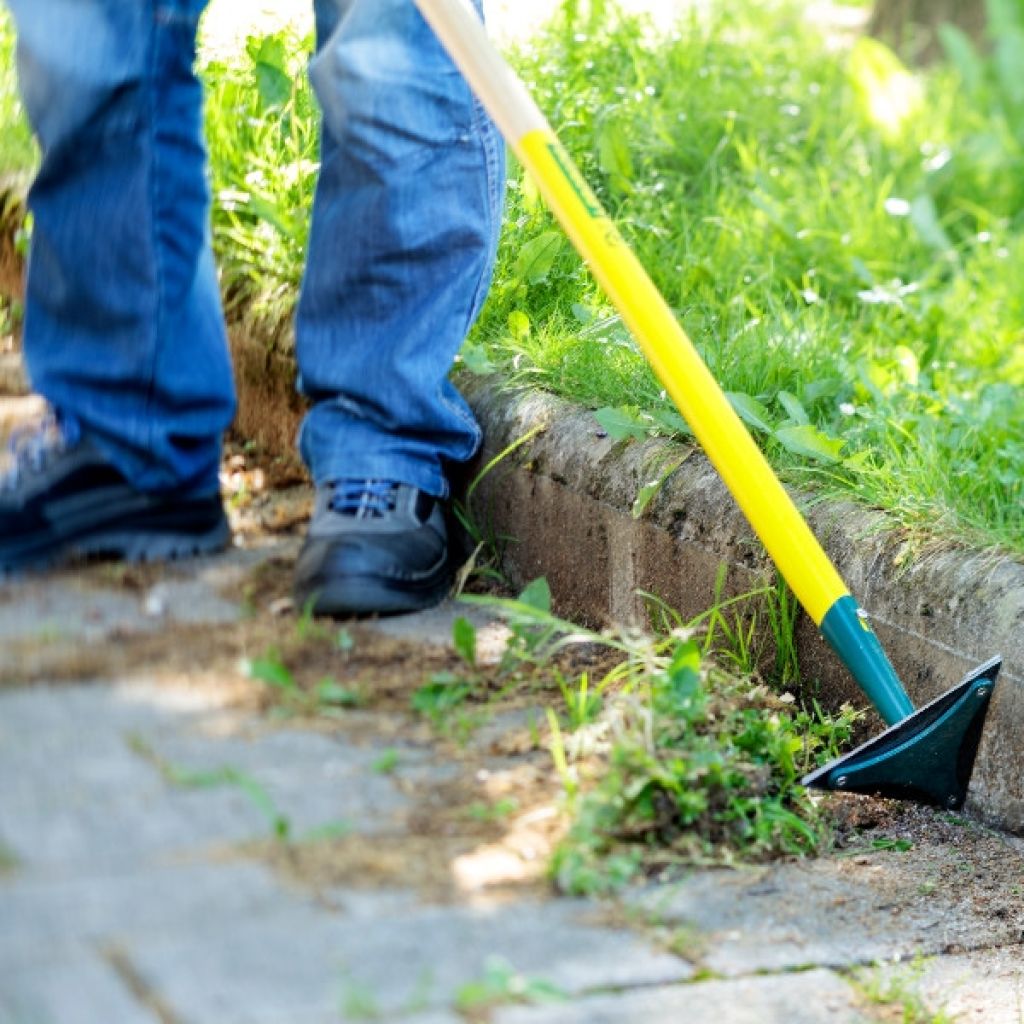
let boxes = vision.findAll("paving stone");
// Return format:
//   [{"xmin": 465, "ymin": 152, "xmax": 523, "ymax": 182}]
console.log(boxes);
[
  {"xmin": 628, "ymin": 855, "xmax": 1024, "ymax": 975},
  {"xmin": 0, "ymin": 861, "xmax": 308, "ymax": 971},
  {"xmin": 124, "ymin": 896, "xmax": 690, "ymax": 1023},
  {"xmin": 135, "ymin": 720, "xmax": 412, "ymax": 836},
  {"xmin": 0, "ymin": 545, "xmax": 285, "ymax": 650},
  {"xmin": 491, "ymin": 969, "xmax": 866, "ymax": 1024},
  {"xmin": 0, "ymin": 955, "xmax": 153, "ymax": 1024},
  {"xmin": 0, "ymin": 582, "xmax": 145, "ymax": 644},
  {"xmin": 870, "ymin": 948, "xmax": 1024, "ymax": 1023},
  {"xmin": 0, "ymin": 685, "xmax": 410, "ymax": 874}
]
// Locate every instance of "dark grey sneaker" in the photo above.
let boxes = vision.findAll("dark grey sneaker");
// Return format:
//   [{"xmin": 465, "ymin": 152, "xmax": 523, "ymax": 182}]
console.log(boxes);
[
  {"xmin": 0, "ymin": 415, "xmax": 230, "ymax": 576},
  {"xmin": 293, "ymin": 479, "xmax": 451, "ymax": 616}
]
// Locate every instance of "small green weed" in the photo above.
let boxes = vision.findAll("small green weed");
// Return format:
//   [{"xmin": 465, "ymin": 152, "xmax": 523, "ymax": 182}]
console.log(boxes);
[
  {"xmin": 339, "ymin": 980, "xmax": 382, "ymax": 1022},
  {"xmin": 126, "ymin": 733, "xmax": 292, "ymax": 841},
  {"xmin": 245, "ymin": 647, "xmax": 362, "ymax": 717},
  {"xmin": 646, "ymin": 566, "xmax": 803, "ymax": 694},
  {"xmin": 550, "ymin": 638, "xmax": 859, "ymax": 894},
  {"xmin": 555, "ymin": 668, "xmax": 603, "ymax": 729},
  {"xmin": 451, "ymin": 424, "xmax": 546, "ymax": 594},
  {"xmin": 838, "ymin": 836, "xmax": 915, "ymax": 857},
  {"xmin": 852, "ymin": 960, "xmax": 955, "ymax": 1024},
  {"xmin": 411, "ymin": 672, "xmax": 473, "ymax": 723},
  {"xmin": 371, "ymin": 749, "xmax": 400, "ymax": 775},
  {"xmin": 466, "ymin": 797, "xmax": 520, "ymax": 823},
  {"xmin": 0, "ymin": 842, "xmax": 19, "ymax": 875},
  {"xmin": 410, "ymin": 670, "xmax": 485, "ymax": 744},
  {"xmin": 465, "ymin": 578, "xmax": 861, "ymax": 896},
  {"xmin": 454, "ymin": 956, "xmax": 566, "ymax": 1016}
]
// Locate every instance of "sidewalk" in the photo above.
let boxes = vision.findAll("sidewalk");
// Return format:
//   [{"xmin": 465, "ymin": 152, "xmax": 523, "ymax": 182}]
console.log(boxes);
[{"xmin": 2, "ymin": 394, "xmax": 1023, "ymax": 1023}]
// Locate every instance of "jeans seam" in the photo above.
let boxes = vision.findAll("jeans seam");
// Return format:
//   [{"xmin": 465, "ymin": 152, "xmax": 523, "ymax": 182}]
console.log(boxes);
[
  {"xmin": 140, "ymin": 14, "xmax": 163, "ymax": 487},
  {"xmin": 436, "ymin": 102, "xmax": 500, "ymax": 460}
]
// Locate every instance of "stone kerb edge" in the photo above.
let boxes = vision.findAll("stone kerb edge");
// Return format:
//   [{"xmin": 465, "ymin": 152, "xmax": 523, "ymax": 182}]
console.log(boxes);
[{"xmin": 459, "ymin": 375, "xmax": 1024, "ymax": 833}]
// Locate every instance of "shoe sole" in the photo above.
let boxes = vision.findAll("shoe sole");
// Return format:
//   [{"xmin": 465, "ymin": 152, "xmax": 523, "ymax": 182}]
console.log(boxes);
[
  {"xmin": 74, "ymin": 519, "xmax": 232, "ymax": 564},
  {"xmin": 0, "ymin": 517, "xmax": 231, "ymax": 577},
  {"xmin": 301, "ymin": 570, "xmax": 452, "ymax": 617}
]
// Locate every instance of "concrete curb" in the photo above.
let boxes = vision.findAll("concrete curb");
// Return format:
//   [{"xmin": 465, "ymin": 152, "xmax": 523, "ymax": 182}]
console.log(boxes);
[{"xmin": 460, "ymin": 375, "xmax": 1024, "ymax": 834}]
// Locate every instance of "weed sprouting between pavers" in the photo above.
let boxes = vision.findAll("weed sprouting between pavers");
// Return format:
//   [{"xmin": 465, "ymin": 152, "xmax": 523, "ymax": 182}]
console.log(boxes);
[
  {"xmin": 850, "ymin": 959, "xmax": 957, "ymax": 1024},
  {"xmin": 454, "ymin": 956, "xmax": 567, "ymax": 1018},
  {"xmin": 125, "ymin": 732, "xmax": 352, "ymax": 845},
  {"xmin": 454, "ymin": 578, "xmax": 862, "ymax": 896},
  {"xmin": 229, "ymin": 570, "xmax": 861, "ymax": 896},
  {"xmin": 0, "ymin": 841, "xmax": 19, "ymax": 876}
]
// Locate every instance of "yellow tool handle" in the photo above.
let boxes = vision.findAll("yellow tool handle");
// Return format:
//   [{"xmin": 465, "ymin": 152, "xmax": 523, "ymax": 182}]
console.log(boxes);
[{"xmin": 414, "ymin": 0, "xmax": 849, "ymax": 625}]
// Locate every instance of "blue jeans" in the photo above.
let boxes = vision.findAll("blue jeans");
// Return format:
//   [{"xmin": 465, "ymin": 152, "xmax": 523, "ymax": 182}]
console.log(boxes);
[{"xmin": 7, "ymin": 0, "xmax": 504, "ymax": 497}]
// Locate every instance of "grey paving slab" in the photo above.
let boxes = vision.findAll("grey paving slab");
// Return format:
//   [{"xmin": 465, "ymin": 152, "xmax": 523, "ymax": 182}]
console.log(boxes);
[
  {"xmin": 124, "ymin": 895, "xmax": 690, "ymax": 1023},
  {"xmin": 629, "ymin": 854, "xmax": 1024, "ymax": 976},
  {"xmin": 0, "ymin": 582, "xmax": 144, "ymax": 643},
  {"xmin": 0, "ymin": 861, "xmax": 309, "ymax": 971},
  {"xmin": 0, "ymin": 684, "xmax": 411, "ymax": 874},
  {"xmin": 0, "ymin": 955, "xmax": 152, "ymax": 1024},
  {"xmin": 134, "ymin": 720, "xmax": 412, "ymax": 835},
  {"xmin": 0, "ymin": 544, "xmax": 285, "ymax": 649},
  {"xmin": 871, "ymin": 948, "xmax": 1024, "ymax": 1023},
  {"xmin": 491, "ymin": 969, "xmax": 867, "ymax": 1024}
]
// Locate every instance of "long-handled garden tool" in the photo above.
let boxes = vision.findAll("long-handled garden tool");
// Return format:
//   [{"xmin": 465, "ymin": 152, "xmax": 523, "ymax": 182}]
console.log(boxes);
[{"xmin": 414, "ymin": 0, "xmax": 1002, "ymax": 808}]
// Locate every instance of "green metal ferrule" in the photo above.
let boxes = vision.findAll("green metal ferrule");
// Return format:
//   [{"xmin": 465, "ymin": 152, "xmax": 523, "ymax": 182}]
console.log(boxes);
[{"xmin": 820, "ymin": 595, "xmax": 914, "ymax": 725}]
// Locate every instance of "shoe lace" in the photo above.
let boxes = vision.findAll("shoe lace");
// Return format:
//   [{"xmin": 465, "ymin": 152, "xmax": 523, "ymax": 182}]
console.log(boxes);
[
  {"xmin": 328, "ymin": 479, "xmax": 399, "ymax": 519},
  {"xmin": 0, "ymin": 412, "xmax": 78, "ymax": 494}
]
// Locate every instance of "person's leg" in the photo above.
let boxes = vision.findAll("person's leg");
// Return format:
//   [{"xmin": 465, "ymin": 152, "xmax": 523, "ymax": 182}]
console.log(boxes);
[
  {"xmin": 8, "ymin": 0, "xmax": 235, "ymax": 494},
  {"xmin": 296, "ymin": 0, "xmax": 503, "ymax": 494},
  {"xmin": 293, "ymin": 0, "xmax": 504, "ymax": 614},
  {"xmin": 0, "ymin": 0, "xmax": 234, "ymax": 573}
]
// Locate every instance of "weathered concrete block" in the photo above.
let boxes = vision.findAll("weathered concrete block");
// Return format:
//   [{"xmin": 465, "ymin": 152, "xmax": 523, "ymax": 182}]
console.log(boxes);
[
  {"xmin": 0, "ymin": 685, "xmax": 410, "ymax": 874},
  {"xmin": 0, "ymin": 861, "xmax": 304, "ymax": 971}
]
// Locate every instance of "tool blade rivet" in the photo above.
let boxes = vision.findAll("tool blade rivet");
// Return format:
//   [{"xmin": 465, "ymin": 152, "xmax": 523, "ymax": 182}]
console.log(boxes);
[{"xmin": 835, "ymin": 775, "xmax": 848, "ymax": 788}]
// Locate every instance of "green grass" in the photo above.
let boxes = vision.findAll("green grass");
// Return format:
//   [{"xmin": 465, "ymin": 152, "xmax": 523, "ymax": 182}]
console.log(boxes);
[
  {"xmin": 0, "ymin": 17, "xmax": 35, "ymax": 178},
  {"xmin": 202, "ymin": 30, "xmax": 318, "ymax": 338},
  {"xmin": 851, "ymin": 960, "xmax": 957, "ymax": 1024},
  {"xmin": 468, "ymin": 1, "xmax": 1023, "ymax": 557}
]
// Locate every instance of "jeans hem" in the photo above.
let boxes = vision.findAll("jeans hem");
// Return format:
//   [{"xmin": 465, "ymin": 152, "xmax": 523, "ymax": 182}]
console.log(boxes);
[{"xmin": 309, "ymin": 457, "xmax": 450, "ymax": 500}]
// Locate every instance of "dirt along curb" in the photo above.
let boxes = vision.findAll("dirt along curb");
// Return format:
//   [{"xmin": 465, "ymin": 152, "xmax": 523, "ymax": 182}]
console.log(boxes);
[{"xmin": 458, "ymin": 375, "xmax": 1024, "ymax": 836}]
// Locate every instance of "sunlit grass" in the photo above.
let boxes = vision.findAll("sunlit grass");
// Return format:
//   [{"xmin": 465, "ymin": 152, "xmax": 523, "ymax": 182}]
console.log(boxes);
[
  {"xmin": 0, "ymin": 15, "xmax": 35, "ymax": 177},
  {"xmin": 468, "ymin": 2, "xmax": 1023, "ymax": 555}
]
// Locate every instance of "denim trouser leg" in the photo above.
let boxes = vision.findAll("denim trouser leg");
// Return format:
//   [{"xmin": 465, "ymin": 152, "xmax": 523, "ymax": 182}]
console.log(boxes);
[
  {"xmin": 6, "ymin": 0, "xmax": 235, "ymax": 494},
  {"xmin": 297, "ymin": 0, "xmax": 505, "ymax": 497}
]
